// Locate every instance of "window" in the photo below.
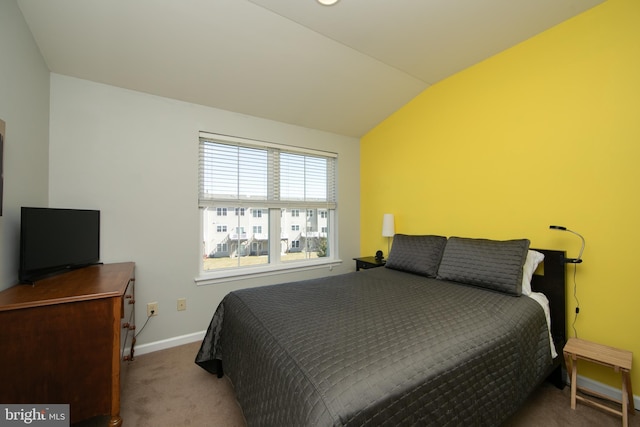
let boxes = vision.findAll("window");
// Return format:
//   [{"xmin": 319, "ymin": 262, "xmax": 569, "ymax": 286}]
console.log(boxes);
[{"xmin": 199, "ymin": 132, "xmax": 337, "ymax": 275}]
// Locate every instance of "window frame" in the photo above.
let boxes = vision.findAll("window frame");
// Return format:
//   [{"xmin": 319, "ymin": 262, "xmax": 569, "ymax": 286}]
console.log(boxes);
[{"xmin": 196, "ymin": 132, "xmax": 340, "ymax": 285}]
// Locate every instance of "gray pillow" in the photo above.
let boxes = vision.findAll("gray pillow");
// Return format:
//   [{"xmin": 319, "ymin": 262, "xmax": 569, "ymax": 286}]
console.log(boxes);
[
  {"xmin": 385, "ymin": 234, "xmax": 447, "ymax": 277},
  {"xmin": 436, "ymin": 237, "xmax": 530, "ymax": 296}
]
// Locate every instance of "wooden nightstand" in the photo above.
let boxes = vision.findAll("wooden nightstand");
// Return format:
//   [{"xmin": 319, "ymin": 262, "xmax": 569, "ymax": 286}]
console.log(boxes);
[
  {"xmin": 353, "ymin": 256, "xmax": 386, "ymax": 271},
  {"xmin": 563, "ymin": 337, "xmax": 634, "ymax": 427}
]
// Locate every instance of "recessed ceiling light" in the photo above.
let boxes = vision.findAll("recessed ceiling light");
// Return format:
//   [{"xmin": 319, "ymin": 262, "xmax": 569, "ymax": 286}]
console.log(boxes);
[{"xmin": 317, "ymin": 0, "xmax": 339, "ymax": 5}]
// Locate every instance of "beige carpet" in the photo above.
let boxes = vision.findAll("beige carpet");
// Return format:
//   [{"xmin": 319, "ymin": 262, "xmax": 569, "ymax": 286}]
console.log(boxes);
[{"xmin": 74, "ymin": 341, "xmax": 638, "ymax": 426}]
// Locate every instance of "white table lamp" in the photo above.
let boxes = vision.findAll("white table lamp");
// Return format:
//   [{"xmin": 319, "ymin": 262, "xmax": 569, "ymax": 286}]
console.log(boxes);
[{"xmin": 382, "ymin": 214, "xmax": 395, "ymax": 255}]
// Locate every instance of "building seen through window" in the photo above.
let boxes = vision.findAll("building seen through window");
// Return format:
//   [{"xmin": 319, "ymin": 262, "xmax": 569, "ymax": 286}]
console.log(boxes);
[{"xmin": 198, "ymin": 133, "xmax": 336, "ymax": 272}]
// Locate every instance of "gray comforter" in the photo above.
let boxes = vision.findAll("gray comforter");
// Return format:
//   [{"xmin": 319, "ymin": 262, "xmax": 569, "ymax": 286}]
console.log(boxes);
[{"xmin": 196, "ymin": 267, "xmax": 552, "ymax": 426}]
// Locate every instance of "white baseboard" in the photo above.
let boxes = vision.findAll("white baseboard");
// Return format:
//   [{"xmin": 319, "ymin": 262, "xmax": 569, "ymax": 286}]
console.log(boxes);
[
  {"xmin": 133, "ymin": 330, "xmax": 206, "ymax": 357},
  {"xmin": 575, "ymin": 374, "xmax": 640, "ymax": 411}
]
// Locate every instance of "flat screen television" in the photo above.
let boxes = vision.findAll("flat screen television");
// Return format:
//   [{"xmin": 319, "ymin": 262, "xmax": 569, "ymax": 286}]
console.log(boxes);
[{"xmin": 19, "ymin": 207, "xmax": 100, "ymax": 284}]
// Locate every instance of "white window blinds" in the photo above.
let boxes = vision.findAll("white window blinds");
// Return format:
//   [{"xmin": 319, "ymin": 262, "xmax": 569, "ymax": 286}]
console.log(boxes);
[{"xmin": 199, "ymin": 132, "xmax": 337, "ymax": 209}]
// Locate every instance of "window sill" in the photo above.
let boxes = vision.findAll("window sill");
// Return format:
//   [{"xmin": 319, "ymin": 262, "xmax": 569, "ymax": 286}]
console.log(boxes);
[{"xmin": 195, "ymin": 258, "xmax": 343, "ymax": 286}]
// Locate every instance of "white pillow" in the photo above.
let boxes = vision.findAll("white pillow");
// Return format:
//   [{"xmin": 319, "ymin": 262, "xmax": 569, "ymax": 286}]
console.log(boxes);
[{"xmin": 522, "ymin": 250, "xmax": 545, "ymax": 296}]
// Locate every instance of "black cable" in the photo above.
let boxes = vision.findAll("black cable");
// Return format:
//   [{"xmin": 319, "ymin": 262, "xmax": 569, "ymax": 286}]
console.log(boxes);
[
  {"xmin": 134, "ymin": 311, "xmax": 154, "ymax": 339},
  {"xmin": 571, "ymin": 263, "xmax": 580, "ymax": 338}
]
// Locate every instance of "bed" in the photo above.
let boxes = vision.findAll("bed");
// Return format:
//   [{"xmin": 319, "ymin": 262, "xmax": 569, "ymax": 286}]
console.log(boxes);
[{"xmin": 196, "ymin": 236, "xmax": 566, "ymax": 426}]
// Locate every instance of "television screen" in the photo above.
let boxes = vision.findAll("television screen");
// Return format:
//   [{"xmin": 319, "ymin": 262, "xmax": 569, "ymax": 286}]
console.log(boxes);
[{"xmin": 19, "ymin": 207, "xmax": 100, "ymax": 283}]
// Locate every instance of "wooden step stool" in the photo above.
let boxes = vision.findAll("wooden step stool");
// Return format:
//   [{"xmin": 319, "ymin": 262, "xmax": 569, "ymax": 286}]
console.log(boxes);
[{"xmin": 563, "ymin": 337, "xmax": 635, "ymax": 427}]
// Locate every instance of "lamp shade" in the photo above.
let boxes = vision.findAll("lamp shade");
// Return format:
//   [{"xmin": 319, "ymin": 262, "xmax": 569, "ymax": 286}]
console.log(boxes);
[{"xmin": 382, "ymin": 214, "xmax": 395, "ymax": 237}]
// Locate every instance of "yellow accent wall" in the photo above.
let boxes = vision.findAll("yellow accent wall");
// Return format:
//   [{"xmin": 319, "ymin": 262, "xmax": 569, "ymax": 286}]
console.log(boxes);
[{"xmin": 361, "ymin": 0, "xmax": 640, "ymax": 393}]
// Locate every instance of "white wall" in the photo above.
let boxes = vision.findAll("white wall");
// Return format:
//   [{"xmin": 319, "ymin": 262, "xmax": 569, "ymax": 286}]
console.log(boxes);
[
  {"xmin": 0, "ymin": 0, "xmax": 50, "ymax": 289},
  {"xmin": 49, "ymin": 74, "xmax": 361, "ymax": 347}
]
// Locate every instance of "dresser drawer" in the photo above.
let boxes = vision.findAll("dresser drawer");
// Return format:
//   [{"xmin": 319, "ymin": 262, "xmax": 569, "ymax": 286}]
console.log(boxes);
[{"xmin": 121, "ymin": 277, "xmax": 136, "ymax": 361}]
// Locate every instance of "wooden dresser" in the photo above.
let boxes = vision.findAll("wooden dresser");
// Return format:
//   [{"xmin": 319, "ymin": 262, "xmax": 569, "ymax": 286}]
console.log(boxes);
[{"xmin": 0, "ymin": 263, "xmax": 135, "ymax": 427}]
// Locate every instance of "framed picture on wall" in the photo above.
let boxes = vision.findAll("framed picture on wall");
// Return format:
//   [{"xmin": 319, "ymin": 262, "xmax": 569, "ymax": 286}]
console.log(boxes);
[{"xmin": 0, "ymin": 118, "xmax": 4, "ymax": 216}]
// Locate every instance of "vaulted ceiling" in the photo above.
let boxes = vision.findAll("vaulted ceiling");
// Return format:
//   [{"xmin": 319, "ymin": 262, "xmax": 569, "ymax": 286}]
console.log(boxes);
[{"xmin": 17, "ymin": 0, "xmax": 604, "ymax": 137}]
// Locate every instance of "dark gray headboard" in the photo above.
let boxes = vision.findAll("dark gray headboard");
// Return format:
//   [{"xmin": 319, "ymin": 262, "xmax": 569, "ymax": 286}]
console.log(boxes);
[{"xmin": 530, "ymin": 249, "xmax": 567, "ymax": 348}]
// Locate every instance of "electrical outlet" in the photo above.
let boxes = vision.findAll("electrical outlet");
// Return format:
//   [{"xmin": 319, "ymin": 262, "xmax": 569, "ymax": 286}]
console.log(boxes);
[
  {"xmin": 177, "ymin": 298, "xmax": 187, "ymax": 311},
  {"xmin": 147, "ymin": 302, "xmax": 158, "ymax": 317}
]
